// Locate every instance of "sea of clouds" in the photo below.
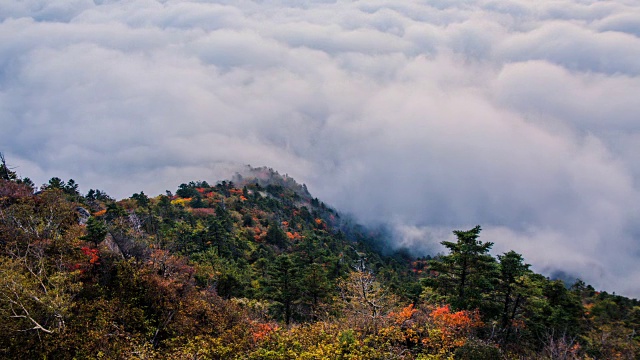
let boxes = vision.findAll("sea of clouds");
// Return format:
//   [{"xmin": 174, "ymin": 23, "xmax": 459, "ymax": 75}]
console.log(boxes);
[{"xmin": 1, "ymin": 0, "xmax": 640, "ymax": 296}]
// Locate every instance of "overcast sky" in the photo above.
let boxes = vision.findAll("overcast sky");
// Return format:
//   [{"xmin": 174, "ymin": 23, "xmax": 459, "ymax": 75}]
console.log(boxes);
[{"xmin": 2, "ymin": 0, "xmax": 640, "ymax": 297}]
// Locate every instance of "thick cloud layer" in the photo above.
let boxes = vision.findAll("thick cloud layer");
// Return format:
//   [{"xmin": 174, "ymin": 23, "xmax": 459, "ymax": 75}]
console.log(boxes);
[{"xmin": 2, "ymin": 0, "xmax": 640, "ymax": 296}]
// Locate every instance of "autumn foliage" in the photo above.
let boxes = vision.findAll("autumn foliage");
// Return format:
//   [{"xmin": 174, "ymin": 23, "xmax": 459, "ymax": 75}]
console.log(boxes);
[
  {"xmin": 81, "ymin": 246, "xmax": 100, "ymax": 264},
  {"xmin": 422, "ymin": 305, "xmax": 483, "ymax": 353},
  {"xmin": 0, "ymin": 167, "xmax": 638, "ymax": 359}
]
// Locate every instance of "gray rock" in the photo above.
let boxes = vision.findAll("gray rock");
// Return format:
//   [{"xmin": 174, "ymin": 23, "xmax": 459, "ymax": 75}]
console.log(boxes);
[{"xmin": 76, "ymin": 206, "xmax": 91, "ymax": 225}]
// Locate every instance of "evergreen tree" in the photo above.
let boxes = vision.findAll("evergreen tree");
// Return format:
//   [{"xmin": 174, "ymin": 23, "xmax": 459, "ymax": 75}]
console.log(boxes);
[
  {"xmin": 105, "ymin": 202, "xmax": 127, "ymax": 221},
  {"xmin": 46, "ymin": 177, "xmax": 65, "ymax": 190},
  {"xmin": 131, "ymin": 191, "xmax": 150, "ymax": 208},
  {"xmin": 300, "ymin": 262, "xmax": 331, "ymax": 321},
  {"xmin": 426, "ymin": 226, "xmax": 498, "ymax": 312},
  {"xmin": 265, "ymin": 223, "xmax": 287, "ymax": 248},
  {"xmin": 63, "ymin": 179, "xmax": 80, "ymax": 196},
  {"xmin": 206, "ymin": 217, "xmax": 229, "ymax": 256},
  {"xmin": 81, "ymin": 216, "xmax": 108, "ymax": 245},
  {"xmin": 264, "ymin": 254, "xmax": 300, "ymax": 325},
  {"xmin": 86, "ymin": 189, "xmax": 112, "ymax": 202},
  {"xmin": 496, "ymin": 250, "xmax": 530, "ymax": 345},
  {"xmin": 0, "ymin": 152, "xmax": 17, "ymax": 181}
]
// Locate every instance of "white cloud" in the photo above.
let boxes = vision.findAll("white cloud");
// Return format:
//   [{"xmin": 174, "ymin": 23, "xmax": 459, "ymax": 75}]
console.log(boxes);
[
  {"xmin": 1, "ymin": 0, "xmax": 640, "ymax": 297},
  {"xmin": 497, "ymin": 21, "xmax": 640, "ymax": 75},
  {"xmin": 593, "ymin": 11, "xmax": 640, "ymax": 36}
]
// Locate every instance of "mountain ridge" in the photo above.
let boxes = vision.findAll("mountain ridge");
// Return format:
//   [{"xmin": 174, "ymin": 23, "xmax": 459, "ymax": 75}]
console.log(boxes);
[{"xmin": 0, "ymin": 161, "xmax": 638, "ymax": 358}]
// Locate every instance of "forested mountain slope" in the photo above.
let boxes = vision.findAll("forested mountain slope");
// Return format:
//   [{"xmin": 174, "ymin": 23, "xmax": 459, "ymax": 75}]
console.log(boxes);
[{"xmin": 0, "ymin": 162, "xmax": 638, "ymax": 359}]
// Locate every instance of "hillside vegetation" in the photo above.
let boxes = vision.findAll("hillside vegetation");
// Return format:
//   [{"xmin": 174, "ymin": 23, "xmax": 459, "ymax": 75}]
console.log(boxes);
[{"xmin": 0, "ymin": 162, "xmax": 638, "ymax": 359}]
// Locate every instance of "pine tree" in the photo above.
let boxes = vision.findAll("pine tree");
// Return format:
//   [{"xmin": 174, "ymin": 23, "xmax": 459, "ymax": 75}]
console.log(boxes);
[
  {"xmin": 0, "ymin": 152, "xmax": 17, "ymax": 181},
  {"xmin": 264, "ymin": 254, "xmax": 300, "ymax": 325},
  {"xmin": 426, "ymin": 226, "xmax": 497, "ymax": 312},
  {"xmin": 81, "ymin": 216, "xmax": 108, "ymax": 245},
  {"xmin": 497, "ymin": 250, "xmax": 530, "ymax": 344},
  {"xmin": 300, "ymin": 262, "xmax": 331, "ymax": 321}
]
